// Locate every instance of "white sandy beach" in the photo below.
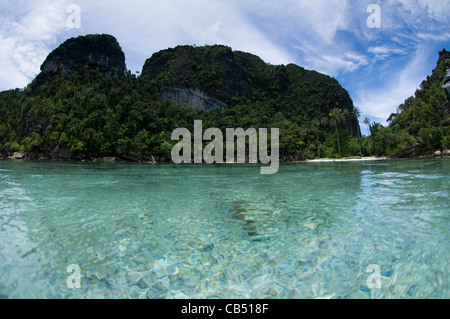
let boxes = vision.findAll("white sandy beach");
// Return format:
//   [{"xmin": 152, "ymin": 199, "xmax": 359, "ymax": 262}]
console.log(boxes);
[{"xmin": 305, "ymin": 156, "xmax": 388, "ymax": 163}]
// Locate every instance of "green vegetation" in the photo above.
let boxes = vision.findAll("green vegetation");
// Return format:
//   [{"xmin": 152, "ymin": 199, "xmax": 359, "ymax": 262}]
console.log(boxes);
[
  {"xmin": 0, "ymin": 36, "xmax": 447, "ymax": 162},
  {"xmin": 0, "ymin": 69, "xmax": 363, "ymax": 161},
  {"xmin": 0, "ymin": 41, "xmax": 366, "ymax": 161},
  {"xmin": 366, "ymin": 49, "xmax": 450, "ymax": 156}
]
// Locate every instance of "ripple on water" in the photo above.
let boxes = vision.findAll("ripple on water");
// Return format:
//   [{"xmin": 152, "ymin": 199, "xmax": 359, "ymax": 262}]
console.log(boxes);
[{"xmin": 0, "ymin": 159, "xmax": 449, "ymax": 298}]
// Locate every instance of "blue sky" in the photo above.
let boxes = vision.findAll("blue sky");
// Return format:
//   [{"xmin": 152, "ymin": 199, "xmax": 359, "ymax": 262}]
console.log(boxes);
[{"xmin": 0, "ymin": 0, "xmax": 449, "ymax": 126}]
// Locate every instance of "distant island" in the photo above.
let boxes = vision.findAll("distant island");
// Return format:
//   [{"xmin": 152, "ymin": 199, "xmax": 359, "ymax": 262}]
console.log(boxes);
[{"xmin": 0, "ymin": 34, "xmax": 449, "ymax": 163}]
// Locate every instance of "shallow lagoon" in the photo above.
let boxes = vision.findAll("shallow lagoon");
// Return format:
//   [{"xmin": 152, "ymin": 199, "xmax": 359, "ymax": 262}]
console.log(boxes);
[{"xmin": 0, "ymin": 159, "xmax": 448, "ymax": 298}]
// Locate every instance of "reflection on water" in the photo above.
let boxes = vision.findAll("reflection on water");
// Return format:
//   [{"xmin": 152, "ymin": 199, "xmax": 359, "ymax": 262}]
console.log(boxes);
[{"xmin": 0, "ymin": 159, "xmax": 449, "ymax": 299}]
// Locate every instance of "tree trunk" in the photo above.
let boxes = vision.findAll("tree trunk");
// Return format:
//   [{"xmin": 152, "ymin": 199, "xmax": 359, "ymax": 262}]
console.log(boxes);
[
  {"xmin": 358, "ymin": 131, "xmax": 362, "ymax": 156},
  {"xmin": 335, "ymin": 121, "xmax": 341, "ymax": 156},
  {"xmin": 316, "ymin": 131, "xmax": 320, "ymax": 158},
  {"xmin": 367, "ymin": 128, "xmax": 372, "ymax": 156}
]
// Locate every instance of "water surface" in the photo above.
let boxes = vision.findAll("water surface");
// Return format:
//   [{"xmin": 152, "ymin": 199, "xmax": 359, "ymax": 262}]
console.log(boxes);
[{"xmin": 0, "ymin": 159, "xmax": 448, "ymax": 298}]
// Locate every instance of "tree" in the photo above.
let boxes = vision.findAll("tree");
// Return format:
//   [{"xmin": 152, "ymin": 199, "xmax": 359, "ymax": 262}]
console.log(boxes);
[
  {"xmin": 353, "ymin": 107, "xmax": 362, "ymax": 156},
  {"xmin": 363, "ymin": 117, "xmax": 372, "ymax": 156},
  {"xmin": 311, "ymin": 118, "xmax": 321, "ymax": 158},
  {"xmin": 329, "ymin": 108, "xmax": 347, "ymax": 156}
]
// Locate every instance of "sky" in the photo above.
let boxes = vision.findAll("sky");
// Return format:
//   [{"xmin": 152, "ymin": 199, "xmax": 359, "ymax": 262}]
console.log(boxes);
[{"xmin": 0, "ymin": 0, "xmax": 449, "ymax": 126}]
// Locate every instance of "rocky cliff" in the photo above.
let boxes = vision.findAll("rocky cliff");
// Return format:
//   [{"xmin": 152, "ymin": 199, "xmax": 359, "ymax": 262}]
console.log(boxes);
[
  {"xmin": 141, "ymin": 45, "xmax": 253, "ymax": 112},
  {"xmin": 142, "ymin": 44, "xmax": 360, "ymax": 136},
  {"xmin": 27, "ymin": 37, "xmax": 359, "ymax": 136},
  {"xmin": 160, "ymin": 87, "xmax": 227, "ymax": 112},
  {"xmin": 0, "ymin": 34, "xmax": 368, "ymax": 161},
  {"xmin": 32, "ymin": 34, "xmax": 126, "ymax": 89},
  {"xmin": 387, "ymin": 49, "xmax": 450, "ymax": 158},
  {"xmin": 142, "ymin": 45, "xmax": 253, "ymax": 98},
  {"xmin": 437, "ymin": 50, "xmax": 450, "ymax": 125},
  {"xmin": 444, "ymin": 68, "xmax": 450, "ymax": 103}
]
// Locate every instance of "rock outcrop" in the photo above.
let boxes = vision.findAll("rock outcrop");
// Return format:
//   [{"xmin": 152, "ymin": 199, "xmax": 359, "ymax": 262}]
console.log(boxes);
[
  {"xmin": 142, "ymin": 45, "xmax": 252, "ymax": 96},
  {"xmin": 160, "ymin": 86, "xmax": 227, "ymax": 112},
  {"xmin": 8, "ymin": 152, "xmax": 25, "ymax": 160},
  {"xmin": 32, "ymin": 34, "xmax": 126, "ymax": 89},
  {"xmin": 141, "ymin": 45, "xmax": 253, "ymax": 112},
  {"xmin": 444, "ymin": 68, "xmax": 450, "ymax": 103},
  {"xmin": 141, "ymin": 44, "xmax": 360, "ymax": 136}
]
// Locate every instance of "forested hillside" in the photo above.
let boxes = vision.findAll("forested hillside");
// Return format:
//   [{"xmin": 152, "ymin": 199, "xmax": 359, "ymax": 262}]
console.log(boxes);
[
  {"xmin": 0, "ymin": 34, "xmax": 364, "ymax": 162},
  {"xmin": 368, "ymin": 49, "xmax": 450, "ymax": 157}
]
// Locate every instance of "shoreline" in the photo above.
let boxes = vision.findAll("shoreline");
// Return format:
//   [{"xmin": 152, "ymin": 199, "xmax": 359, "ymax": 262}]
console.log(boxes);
[
  {"xmin": 2, "ymin": 152, "xmax": 448, "ymax": 164},
  {"xmin": 304, "ymin": 156, "xmax": 388, "ymax": 163}
]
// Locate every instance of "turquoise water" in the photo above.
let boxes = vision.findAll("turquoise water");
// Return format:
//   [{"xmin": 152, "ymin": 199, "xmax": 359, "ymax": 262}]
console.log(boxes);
[{"xmin": 0, "ymin": 159, "xmax": 448, "ymax": 299}]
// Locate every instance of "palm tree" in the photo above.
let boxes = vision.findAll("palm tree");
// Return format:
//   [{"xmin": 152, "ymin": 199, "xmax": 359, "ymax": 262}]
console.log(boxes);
[
  {"xmin": 363, "ymin": 117, "xmax": 371, "ymax": 135},
  {"xmin": 363, "ymin": 117, "xmax": 372, "ymax": 156},
  {"xmin": 329, "ymin": 108, "xmax": 347, "ymax": 156},
  {"xmin": 311, "ymin": 118, "xmax": 321, "ymax": 158},
  {"xmin": 353, "ymin": 107, "xmax": 362, "ymax": 156}
]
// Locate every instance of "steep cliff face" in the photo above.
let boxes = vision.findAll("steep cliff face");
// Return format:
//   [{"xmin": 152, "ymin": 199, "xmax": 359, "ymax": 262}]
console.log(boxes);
[
  {"xmin": 142, "ymin": 44, "xmax": 359, "ymax": 136},
  {"xmin": 444, "ymin": 68, "xmax": 450, "ymax": 103},
  {"xmin": 32, "ymin": 34, "xmax": 126, "ymax": 89},
  {"xmin": 0, "ymin": 34, "xmax": 380, "ymax": 160},
  {"xmin": 161, "ymin": 87, "xmax": 226, "ymax": 112},
  {"xmin": 142, "ymin": 45, "xmax": 253, "ymax": 99},
  {"xmin": 387, "ymin": 49, "xmax": 450, "ymax": 158},
  {"xmin": 141, "ymin": 45, "xmax": 253, "ymax": 112}
]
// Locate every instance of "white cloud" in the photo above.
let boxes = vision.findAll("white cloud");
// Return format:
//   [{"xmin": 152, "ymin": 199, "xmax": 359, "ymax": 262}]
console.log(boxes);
[
  {"xmin": 77, "ymin": 0, "xmax": 294, "ymax": 73},
  {"xmin": 1, "ymin": 0, "xmax": 297, "ymax": 89},
  {"xmin": 417, "ymin": 32, "xmax": 450, "ymax": 41},
  {"xmin": 354, "ymin": 47, "xmax": 435, "ymax": 125},
  {"xmin": 396, "ymin": 0, "xmax": 450, "ymax": 23},
  {"xmin": 0, "ymin": 0, "xmax": 70, "ymax": 90},
  {"xmin": 385, "ymin": 0, "xmax": 450, "ymax": 31},
  {"xmin": 367, "ymin": 46, "xmax": 407, "ymax": 62},
  {"xmin": 238, "ymin": 0, "xmax": 349, "ymax": 43},
  {"xmin": 305, "ymin": 51, "xmax": 369, "ymax": 76},
  {"xmin": 368, "ymin": 46, "xmax": 406, "ymax": 55},
  {"xmin": 236, "ymin": 0, "xmax": 353, "ymax": 72}
]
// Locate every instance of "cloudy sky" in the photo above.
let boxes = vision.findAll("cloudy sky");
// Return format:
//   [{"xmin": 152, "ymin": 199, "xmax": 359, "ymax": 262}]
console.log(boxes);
[{"xmin": 0, "ymin": 0, "xmax": 449, "ymax": 125}]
